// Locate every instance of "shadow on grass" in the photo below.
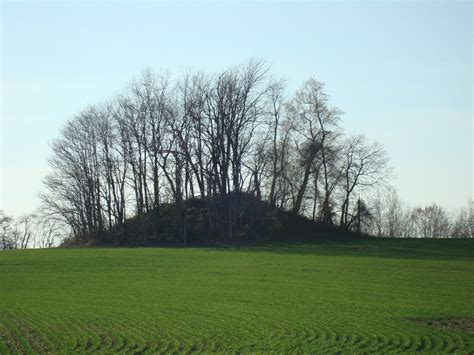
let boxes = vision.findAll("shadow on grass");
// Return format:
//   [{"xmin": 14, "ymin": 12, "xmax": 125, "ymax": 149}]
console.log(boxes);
[
  {"xmin": 64, "ymin": 234, "xmax": 474, "ymax": 261},
  {"xmin": 199, "ymin": 238, "xmax": 474, "ymax": 260}
]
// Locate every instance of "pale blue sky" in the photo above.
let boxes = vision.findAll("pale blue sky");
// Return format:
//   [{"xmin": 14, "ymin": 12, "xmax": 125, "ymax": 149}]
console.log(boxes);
[{"xmin": 1, "ymin": 0, "xmax": 472, "ymax": 216}]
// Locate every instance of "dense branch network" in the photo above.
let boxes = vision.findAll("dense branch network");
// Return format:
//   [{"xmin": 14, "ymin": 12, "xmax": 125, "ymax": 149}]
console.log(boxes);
[{"xmin": 30, "ymin": 60, "xmax": 470, "ymax": 245}]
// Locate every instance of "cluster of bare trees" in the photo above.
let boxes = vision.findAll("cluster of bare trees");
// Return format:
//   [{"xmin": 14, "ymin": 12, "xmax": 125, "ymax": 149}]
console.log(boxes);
[
  {"xmin": 0, "ymin": 210, "xmax": 62, "ymax": 250},
  {"xmin": 368, "ymin": 190, "xmax": 473, "ymax": 239},
  {"xmin": 38, "ymin": 60, "xmax": 469, "ymax": 245}
]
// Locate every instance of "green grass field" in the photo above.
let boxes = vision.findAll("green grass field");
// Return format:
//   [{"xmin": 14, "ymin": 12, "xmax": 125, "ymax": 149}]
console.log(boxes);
[{"xmin": 1, "ymin": 239, "xmax": 473, "ymax": 354}]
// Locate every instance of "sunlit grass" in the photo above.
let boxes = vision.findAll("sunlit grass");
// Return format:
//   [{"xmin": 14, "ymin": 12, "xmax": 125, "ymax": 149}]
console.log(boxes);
[{"xmin": 1, "ymin": 239, "xmax": 473, "ymax": 353}]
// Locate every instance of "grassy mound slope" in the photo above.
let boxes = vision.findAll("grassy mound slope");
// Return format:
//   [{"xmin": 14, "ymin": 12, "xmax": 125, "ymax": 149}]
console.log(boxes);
[{"xmin": 1, "ymin": 239, "xmax": 473, "ymax": 353}]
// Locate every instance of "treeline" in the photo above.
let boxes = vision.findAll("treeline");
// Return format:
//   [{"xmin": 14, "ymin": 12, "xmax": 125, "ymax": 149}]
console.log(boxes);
[
  {"xmin": 367, "ymin": 190, "xmax": 473, "ymax": 239},
  {"xmin": 0, "ymin": 211, "xmax": 60, "ymax": 250},
  {"xmin": 4, "ymin": 59, "xmax": 465, "ymax": 247},
  {"xmin": 39, "ymin": 60, "xmax": 388, "ymax": 243},
  {"xmin": 2, "ymin": 194, "xmax": 471, "ymax": 250},
  {"xmin": 2, "ymin": 193, "xmax": 471, "ymax": 250}
]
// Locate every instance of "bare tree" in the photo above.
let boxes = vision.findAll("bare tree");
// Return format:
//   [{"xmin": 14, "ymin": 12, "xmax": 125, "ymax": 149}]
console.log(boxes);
[
  {"xmin": 266, "ymin": 79, "xmax": 286, "ymax": 207},
  {"xmin": 384, "ymin": 188, "xmax": 404, "ymax": 238},
  {"xmin": 12, "ymin": 214, "xmax": 37, "ymax": 249},
  {"xmin": 286, "ymin": 78, "xmax": 341, "ymax": 221},
  {"xmin": 0, "ymin": 211, "xmax": 13, "ymax": 250},
  {"xmin": 244, "ymin": 132, "xmax": 271, "ymax": 201},
  {"xmin": 41, "ymin": 106, "xmax": 107, "ymax": 240},
  {"xmin": 451, "ymin": 200, "xmax": 473, "ymax": 238},
  {"xmin": 35, "ymin": 218, "xmax": 63, "ymax": 248},
  {"xmin": 338, "ymin": 135, "xmax": 389, "ymax": 229},
  {"xmin": 413, "ymin": 204, "xmax": 451, "ymax": 238}
]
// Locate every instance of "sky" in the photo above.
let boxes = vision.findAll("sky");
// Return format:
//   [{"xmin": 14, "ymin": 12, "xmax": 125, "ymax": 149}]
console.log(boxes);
[{"xmin": 1, "ymin": 0, "xmax": 472, "ymax": 216}]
